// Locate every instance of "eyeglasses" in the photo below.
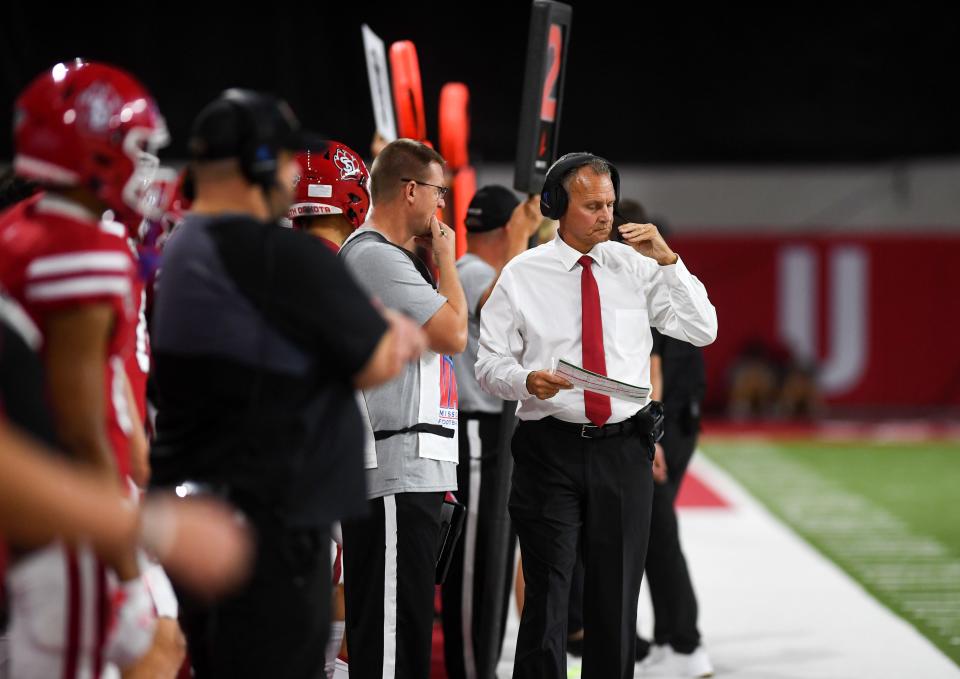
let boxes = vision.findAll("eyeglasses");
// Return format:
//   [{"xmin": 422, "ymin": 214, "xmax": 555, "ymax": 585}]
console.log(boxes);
[{"xmin": 401, "ymin": 177, "xmax": 448, "ymax": 200}]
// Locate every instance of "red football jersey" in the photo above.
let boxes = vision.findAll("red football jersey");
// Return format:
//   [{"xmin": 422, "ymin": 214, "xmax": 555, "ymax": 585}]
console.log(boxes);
[
  {"xmin": 0, "ymin": 193, "xmax": 138, "ymax": 478},
  {"xmin": 119, "ymin": 247, "xmax": 151, "ymax": 445},
  {"xmin": 107, "ymin": 232, "xmax": 151, "ymax": 475}
]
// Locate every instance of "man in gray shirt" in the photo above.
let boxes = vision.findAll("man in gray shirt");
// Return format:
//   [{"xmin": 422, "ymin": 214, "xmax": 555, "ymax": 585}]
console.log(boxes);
[
  {"xmin": 442, "ymin": 185, "xmax": 540, "ymax": 679},
  {"xmin": 339, "ymin": 139, "xmax": 468, "ymax": 679}
]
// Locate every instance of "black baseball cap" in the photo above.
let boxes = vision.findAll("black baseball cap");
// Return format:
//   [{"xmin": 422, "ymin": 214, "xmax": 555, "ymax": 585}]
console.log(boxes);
[
  {"xmin": 465, "ymin": 185, "xmax": 520, "ymax": 233},
  {"xmin": 188, "ymin": 88, "xmax": 307, "ymax": 161}
]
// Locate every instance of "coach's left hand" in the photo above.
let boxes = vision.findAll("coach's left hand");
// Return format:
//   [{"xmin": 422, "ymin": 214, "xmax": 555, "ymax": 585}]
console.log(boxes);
[{"xmin": 652, "ymin": 443, "xmax": 668, "ymax": 484}]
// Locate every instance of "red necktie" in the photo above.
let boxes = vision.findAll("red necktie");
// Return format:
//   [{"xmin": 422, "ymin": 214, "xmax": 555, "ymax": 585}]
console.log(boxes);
[{"xmin": 579, "ymin": 256, "xmax": 612, "ymax": 426}]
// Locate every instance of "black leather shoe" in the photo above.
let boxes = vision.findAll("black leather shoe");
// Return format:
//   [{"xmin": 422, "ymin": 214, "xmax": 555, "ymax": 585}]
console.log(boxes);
[
  {"xmin": 635, "ymin": 635, "xmax": 652, "ymax": 661},
  {"xmin": 567, "ymin": 636, "xmax": 584, "ymax": 658}
]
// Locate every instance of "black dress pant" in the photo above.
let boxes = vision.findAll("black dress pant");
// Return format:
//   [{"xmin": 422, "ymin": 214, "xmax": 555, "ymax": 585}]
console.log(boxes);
[
  {"xmin": 177, "ymin": 499, "xmax": 331, "ymax": 679},
  {"xmin": 341, "ymin": 491, "xmax": 445, "ymax": 679},
  {"xmin": 567, "ymin": 412, "xmax": 703, "ymax": 654},
  {"xmin": 442, "ymin": 412, "xmax": 517, "ymax": 679},
  {"xmin": 509, "ymin": 419, "xmax": 653, "ymax": 679},
  {"xmin": 644, "ymin": 412, "xmax": 701, "ymax": 653}
]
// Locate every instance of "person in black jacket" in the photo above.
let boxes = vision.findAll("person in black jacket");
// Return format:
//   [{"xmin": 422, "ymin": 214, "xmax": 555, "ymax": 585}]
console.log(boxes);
[{"xmin": 150, "ymin": 89, "xmax": 424, "ymax": 679}]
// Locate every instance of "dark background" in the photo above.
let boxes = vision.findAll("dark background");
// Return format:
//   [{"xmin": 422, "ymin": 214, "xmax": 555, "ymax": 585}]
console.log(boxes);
[{"xmin": 2, "ymin": 2, "xmax": 959, "ymax": 164}]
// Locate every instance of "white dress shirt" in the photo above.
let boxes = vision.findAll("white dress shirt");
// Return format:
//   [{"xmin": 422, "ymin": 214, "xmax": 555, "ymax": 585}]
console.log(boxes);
[{"xmin": 476, "ymin": 234, "xmax": 717, "ymax": 423}]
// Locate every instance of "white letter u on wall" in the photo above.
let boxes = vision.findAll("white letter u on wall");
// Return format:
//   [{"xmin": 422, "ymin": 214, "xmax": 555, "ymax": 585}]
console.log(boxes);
[{"xmin": 778, "ymin": 245, "xmax": 869, "ymax": 397}]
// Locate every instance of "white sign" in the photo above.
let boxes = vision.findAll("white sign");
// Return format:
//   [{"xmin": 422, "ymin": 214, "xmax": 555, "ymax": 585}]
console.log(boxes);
[{"xmin": 361, "ymin": 24, "xmax": 397, "ymax": 143}]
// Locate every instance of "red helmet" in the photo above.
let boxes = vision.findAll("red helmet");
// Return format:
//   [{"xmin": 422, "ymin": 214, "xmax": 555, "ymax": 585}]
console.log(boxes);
[
  {"xmin": 160, "ymin": 169, "xmax": 194, "ymax": 235},
  {"xmin": 140, "ymin": 166, "xmax": 181, "ymax": 222},
  {"xmin": 289, "ymin": 141, "xmax": 370, "ymax": 229},
  {"xmin": 13, "ymin": 59, "xmax": 169, "ymax": 224},
  {"xmin": 137, "ymin": 168, "xmax": 193, "ymax": 245}
]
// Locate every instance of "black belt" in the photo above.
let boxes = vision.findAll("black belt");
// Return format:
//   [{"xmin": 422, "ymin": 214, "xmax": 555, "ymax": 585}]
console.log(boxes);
[
  {"xmin": 541, "ymin": 416, "xmax": 645, "ymax": 440},
  {"xmin": 539, "ymin": 401, "xmax": 665, "ymax": 442}
]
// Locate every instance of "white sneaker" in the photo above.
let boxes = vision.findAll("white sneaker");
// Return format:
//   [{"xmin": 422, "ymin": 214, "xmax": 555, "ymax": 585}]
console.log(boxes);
[
  {"xmin": 674, "ymin": 646, "xmax": 714, "ymax": 678},
  {"xmin": 636, "ymin": 644, "xmax": 672, "ymax": 676},
  {"xmin": 331, "ymin": 657, "xmax": 349, "ymax": 679}
]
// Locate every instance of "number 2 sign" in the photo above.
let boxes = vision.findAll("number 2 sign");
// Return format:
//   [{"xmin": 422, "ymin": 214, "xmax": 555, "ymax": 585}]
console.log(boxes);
[{"xmin": 514, "ymin": 1, "xmax": 573, "ymax": 195}]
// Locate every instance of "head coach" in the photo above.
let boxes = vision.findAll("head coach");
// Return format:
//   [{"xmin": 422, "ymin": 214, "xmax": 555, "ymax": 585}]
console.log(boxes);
[{"xmin": 475, "ymin": 153, "xmax": 717, "ymax": 678}]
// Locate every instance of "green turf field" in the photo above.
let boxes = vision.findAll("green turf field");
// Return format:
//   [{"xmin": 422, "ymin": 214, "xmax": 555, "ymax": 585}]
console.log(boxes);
[{"xmin": 702, "ymin": 438, "xmax": 960, "ymax": 667}]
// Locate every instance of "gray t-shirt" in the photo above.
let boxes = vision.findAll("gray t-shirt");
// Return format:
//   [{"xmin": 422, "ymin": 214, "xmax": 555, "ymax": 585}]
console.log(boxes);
[
  {"xmin": 454, "ymin": 253, "xmax": 502, "ymax": 414},
  {"xmin": 340, "ymin": 227, "xmax": 458, "ymax": 498}
]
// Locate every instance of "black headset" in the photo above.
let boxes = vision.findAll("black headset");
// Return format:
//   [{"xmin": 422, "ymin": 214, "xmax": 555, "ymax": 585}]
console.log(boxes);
[
  {"xmin": 539, "ymin": 152, "xmax": 621, "ymax": 220},
  {"xmin": 220, "ymin": 89, "xmax": 282, "ymax": 192},
  {"xmin": 189, "ymin": 88, "xmax": 300, "ymax": 194}
]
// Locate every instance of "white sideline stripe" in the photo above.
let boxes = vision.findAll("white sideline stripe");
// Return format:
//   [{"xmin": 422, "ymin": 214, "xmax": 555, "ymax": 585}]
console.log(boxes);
[
  {"xmin": 27, "ymin": 251, "xmax": 130, "ymax": 278},
  {"xmin": 25, "ymin": 276, "xmax": 130, "ymax": 301},
  {"xmin": 461, "ymin": 419, "xmax": 482, "ymax": 679},
  {"xmin": 704, "ymin": 443, "xmax": 960, "ymax": 637},
  {"xmin": 496, "ymin": 449, "xmax": 960, "ymax": 678},
  {"xmin": 382, "ymin": 495, "xmax": 398, "ymax": 679},
  {"xmin": 690, "ymin": 446, "xmax": 960, "ymax": 678}
]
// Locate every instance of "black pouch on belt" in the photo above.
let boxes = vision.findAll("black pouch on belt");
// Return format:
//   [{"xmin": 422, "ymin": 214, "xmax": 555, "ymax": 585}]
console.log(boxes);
[{"xmin": 632, "ymin": 400, "xmax": 665, "ymax": 460}]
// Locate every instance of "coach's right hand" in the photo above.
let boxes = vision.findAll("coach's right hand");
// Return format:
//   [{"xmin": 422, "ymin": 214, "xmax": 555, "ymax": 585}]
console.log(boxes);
[
  {"xmin": 429, "ymin": 215, "xmax": 457, "ymax": 264},
  {"xmin": 525, "ymin": 370, "xmax": 574, "ymax": 400}
]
